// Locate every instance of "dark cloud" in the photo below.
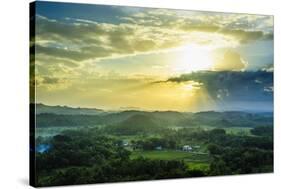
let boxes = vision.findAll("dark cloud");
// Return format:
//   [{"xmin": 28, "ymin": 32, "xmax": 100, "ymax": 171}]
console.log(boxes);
[
  {"xmin": 42, "ymin": 77, "xmax": 60, "ymax": 84},
  {"xmin": 167, "ymin": 71, "xmax": 273, "ymax": 104}
]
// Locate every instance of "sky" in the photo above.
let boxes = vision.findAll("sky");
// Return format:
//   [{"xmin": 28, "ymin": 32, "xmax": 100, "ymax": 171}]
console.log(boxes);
[{"xmin": 32, "ymin": 1, "xmax": 274, "ymax": 112}]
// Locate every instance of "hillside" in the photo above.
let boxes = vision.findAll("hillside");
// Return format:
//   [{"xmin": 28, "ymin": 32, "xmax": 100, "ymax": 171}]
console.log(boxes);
[
  {"xmin": 189, "ymin": 111, "xmax": 273, "ymax": 127},
  {"xmin": 107, "ymin": 114, "xmax": 160, "ymax": 135},
  {"xmin": 34, "ymin": 104, "xmax": 273, "ymax": 128}
]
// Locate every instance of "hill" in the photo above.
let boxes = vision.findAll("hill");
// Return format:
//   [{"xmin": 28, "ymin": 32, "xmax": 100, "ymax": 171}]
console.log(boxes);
[
  {"xmin": 34, "ymin": 104, "xmax": 273, "ymax": 129},
  {"xmin": 106, "ymin": 114, "xmax": 160, "ymax": 135},
  {"xmin": 35, "ymin": 103, "xmax": 104, "ymax": 115},
  {"xmin": 180, "ymin": 111, "xmax": 273, "ymax": 127}
]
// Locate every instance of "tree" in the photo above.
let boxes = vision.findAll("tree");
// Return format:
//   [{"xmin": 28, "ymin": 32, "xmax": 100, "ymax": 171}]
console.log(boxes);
[{"xmin": 207, "ymin": 144, "xmax": 222, "ymax": 155}]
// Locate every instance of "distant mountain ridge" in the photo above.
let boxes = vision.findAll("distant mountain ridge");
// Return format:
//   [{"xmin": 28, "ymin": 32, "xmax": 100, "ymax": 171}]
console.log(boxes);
[
  {"xmin": 34, "ymin": 103, "xmax": 273, "ymax": 129},
  {"xmin": 35, "ymin": 103, "xmax": 104, "ymax": 115}
]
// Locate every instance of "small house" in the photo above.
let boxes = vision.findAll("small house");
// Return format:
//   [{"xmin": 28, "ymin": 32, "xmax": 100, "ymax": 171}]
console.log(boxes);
[
  {"xmin": 155, "ymin": 146, "xmax": 162, "ymax": 150},
  {"xmin": 182, "ymin": 145, "xmax": 192, "ymax": 151}
]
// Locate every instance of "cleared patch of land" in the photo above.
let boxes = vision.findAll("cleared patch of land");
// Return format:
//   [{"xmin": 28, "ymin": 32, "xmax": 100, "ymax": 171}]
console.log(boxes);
[{"xmin": 131, "ymin": 150, "xmax": 210, "ymax": 162}]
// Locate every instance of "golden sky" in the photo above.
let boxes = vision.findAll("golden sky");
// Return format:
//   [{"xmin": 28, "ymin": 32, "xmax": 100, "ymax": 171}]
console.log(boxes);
[{"xmin": 32, "ymin": 2, "xmax": 273, "ymax": 111}]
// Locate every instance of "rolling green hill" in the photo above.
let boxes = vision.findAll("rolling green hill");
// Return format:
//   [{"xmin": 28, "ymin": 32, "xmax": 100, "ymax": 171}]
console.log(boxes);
[
  {"xmin": 35, "ymin": 104, "xmax": 273, "ymax": 129},
  {"xmin": 107, "ymin": 114, "xmax": 160, "ymax": 135}
]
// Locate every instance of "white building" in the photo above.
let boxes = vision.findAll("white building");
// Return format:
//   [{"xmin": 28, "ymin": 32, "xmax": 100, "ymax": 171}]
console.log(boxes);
[
  {"xmin": 182, "ymin": 145, "xmax": 192, "ymax": 151},
  {"xmin": 155, "ymin": 146, "xmax": 162, "ymax": 150}
]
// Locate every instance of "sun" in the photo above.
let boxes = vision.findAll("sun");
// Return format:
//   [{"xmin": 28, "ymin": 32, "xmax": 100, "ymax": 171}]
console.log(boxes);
[{"xmin": 174, "ymin": 44, "xmax": 214, "ymax": 73}]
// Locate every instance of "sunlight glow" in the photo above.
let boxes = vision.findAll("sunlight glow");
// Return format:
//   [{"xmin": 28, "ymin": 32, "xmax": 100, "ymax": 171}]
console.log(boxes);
[
  {"xmin": 181, "ymin": 80, "xmax": 203, "ymax": 91},
  {"xmin": 174, "ymin": 44, "xmax": 215, "ymax": 73}
]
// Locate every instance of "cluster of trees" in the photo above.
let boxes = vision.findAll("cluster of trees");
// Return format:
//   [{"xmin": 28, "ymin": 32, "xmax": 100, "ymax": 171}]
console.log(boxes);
[
  {"xmin": 131, "ymin": 138, "xmax": 177, "ymax": 150},
  {"xmin": 35, "ymin": 128, "xmax": 204, "ymax": 186},
  {"xmin": 35, "ymin": 125, "xmax": 273, "ymax": 186},
  {"xmin": 250, "ymin": 126, "xmax": 273, "ymax": 136},
  {"xmin": 208, "ymin": 147, "xmax": 273, "ymax": 175},
  {"xmin": 39, "ymin": 158, "xmax": 205, "ymax": 186},
  {"xmin": 205, "ymin": 128, "xmax": 273, "ymax": 175},
  {"xmin": 160, "ymin": 127, "xmax": 273, "ymax": 150}
]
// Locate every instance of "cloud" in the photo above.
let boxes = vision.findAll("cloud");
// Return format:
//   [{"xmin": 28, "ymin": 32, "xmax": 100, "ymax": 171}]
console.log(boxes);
[
  {"xmin": 177, "ymin": 21, "xmax": 271, "ymax": 43},
  {"xmin": 219, "ymin": 29, "xmax": 269, "ymax": 43},
  {"xmin": 33, "ymin": 9, "xmax": 273, "ymax": 92},
  {"xmin": 262, "ymin": 64, "xmax": 274, "ymax": 72},
  {"xmin": 213, "ymin": 50, "xmax": 248, "ymax": 71},
  {"xmin": 119, "ymin": 9, "xmax": 273, "ymax": 43},
  {"xmin": 36, "ymin": 45, "xmax": 90, "ymax": 61},
  {"xmin": 35, "ymin": 10, "xmax": 273, "ymax": 67},
  {"xmin": 177, "ymin": 19, "xmax": 272, "ymax": 44},
  {"xmin": 41, "ymin": 77, "xmax": 64, "ymax": 84},
  {"xmin": 166, "ymin": 70, "xmax": 273, "ymax": 103},
  {"xmin": 35, "ymin": 15, "xmax": 187, "ymax": 64},
  {"xmin": 36, "ymin": 76, "xmax": 71, "ymax": 91}
]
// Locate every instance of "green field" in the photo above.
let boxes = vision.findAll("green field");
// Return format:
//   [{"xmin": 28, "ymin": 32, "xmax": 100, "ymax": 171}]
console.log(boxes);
[
  {"xmin": 224, "ymin": 127, "xmax": 252, "ymax": 135},
  {"xmin": 187, "ymin": 162, "xmax": 210, "ymax": 170},
  {"xmin": 186, "ymin": 125, "xmax": 253, "ymax": 136},
  {"xmin": 131, "ymin": 150, "xmax": 210, "ymax": 162}
]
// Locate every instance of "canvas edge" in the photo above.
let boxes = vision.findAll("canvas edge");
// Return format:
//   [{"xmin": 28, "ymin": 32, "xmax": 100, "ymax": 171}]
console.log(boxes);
[{"xmin": 29, "ymin": 1, "xmax": 37, "ymax": 187}]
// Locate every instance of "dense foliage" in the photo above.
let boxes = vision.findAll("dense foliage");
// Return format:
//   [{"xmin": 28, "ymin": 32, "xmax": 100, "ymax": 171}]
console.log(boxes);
[
  {"xmin": 34, "ymin": 105, "xmax": 273, "ymax": 186},
  {"xmin": 35, "ymin": 125, "xmax": 273, "ymax": 186},
  {"xmin": 35, "ymin": 129, "xmax": 206, "ymax": 186}
]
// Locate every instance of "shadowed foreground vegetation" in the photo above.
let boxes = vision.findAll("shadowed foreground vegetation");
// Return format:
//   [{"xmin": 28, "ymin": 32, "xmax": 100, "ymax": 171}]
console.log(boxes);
[{"xmin": 35, "ymin": 122, "xmax": 273, "ymax": 186}]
